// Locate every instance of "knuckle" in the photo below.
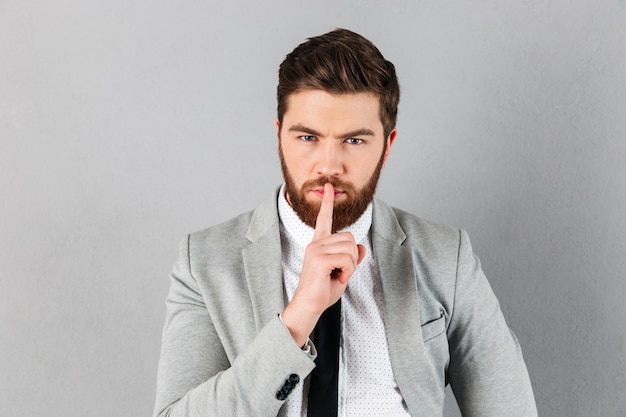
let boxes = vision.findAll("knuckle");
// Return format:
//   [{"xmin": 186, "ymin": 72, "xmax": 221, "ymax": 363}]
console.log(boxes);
[{"xmin": 342, "ymin": 241, "xmax": 357, "ymax": 253}]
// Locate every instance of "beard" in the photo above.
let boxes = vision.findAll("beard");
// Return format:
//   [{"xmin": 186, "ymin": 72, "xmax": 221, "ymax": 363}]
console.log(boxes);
[{"xmin": 278, "ymin": 144, "xmax": 386, "ymax": 233}]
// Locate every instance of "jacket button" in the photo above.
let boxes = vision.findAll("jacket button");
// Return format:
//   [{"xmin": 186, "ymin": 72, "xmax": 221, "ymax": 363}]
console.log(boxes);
[
  {"xmin": 275, "ymin": 374, "xmax": 300, "ymax": 401},
  {"xmin": 276, "ymin": 384, "xmax": 291, "ymax": 400}
]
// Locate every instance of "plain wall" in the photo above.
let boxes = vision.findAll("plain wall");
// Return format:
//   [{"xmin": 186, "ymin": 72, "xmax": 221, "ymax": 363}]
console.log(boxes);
[{"xmin": 1, "ymin": 1, "xmax": 625, "ymax": 416}]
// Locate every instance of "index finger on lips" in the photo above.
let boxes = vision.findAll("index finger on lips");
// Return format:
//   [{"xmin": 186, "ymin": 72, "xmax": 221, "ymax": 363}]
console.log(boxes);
[{"xmin": 313, "ymin": 182, "xmax": 334, "ymax": 241}]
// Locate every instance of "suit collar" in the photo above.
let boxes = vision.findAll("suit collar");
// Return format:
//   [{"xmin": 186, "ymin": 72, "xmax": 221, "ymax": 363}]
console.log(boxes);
[
  {"xmin": 372, "ymin": 198, "xmax": 406, "ymax": 244},
  {"xmin": 372, "ymin": 199, "xmax": 434, "ymax": 415},
  {"xmin": 245, "ymin": 188, "xmax": 282, "ymax": 243},
  {"xmin": 242, "ymin": 188, "xmax": 285, "ymax": 331}
]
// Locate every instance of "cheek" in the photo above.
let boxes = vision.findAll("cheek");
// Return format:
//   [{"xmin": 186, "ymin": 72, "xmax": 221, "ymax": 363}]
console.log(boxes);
[
  {"xmin": 353, "ymin": 155, "xmax": 379, "ymax": 177},
  {"xmin": 288, "ymin": 153, "xmax": 315, "ymax": 177}
]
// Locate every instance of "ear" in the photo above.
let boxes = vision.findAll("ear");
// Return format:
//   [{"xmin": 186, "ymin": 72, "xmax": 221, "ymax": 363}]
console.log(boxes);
[
  {"xmin": 382, "ymin": 129, "xmax": 397, "ymax": 166},
  {"xmin": 275, "ymin": 119, "xmax": 281, "ymax": 143}
]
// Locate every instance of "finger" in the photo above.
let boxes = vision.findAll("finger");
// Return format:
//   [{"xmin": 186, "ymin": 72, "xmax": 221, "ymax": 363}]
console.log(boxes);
[
  {"xmin": 325, "ymin": 253, "xmax": 357, "ymax": 284},
  {"xmin": 313, "ymin": 182, "xmax": 334, "ymax": 240}
]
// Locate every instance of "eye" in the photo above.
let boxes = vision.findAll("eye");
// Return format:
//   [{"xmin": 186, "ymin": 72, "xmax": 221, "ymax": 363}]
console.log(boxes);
[
  {"xmin": 299, "ymin": 135, "xmax": 316, "ymax": 142},
  {"xmin": 345, "ymin": 138, "xmax": 363, "ymax": 145}
]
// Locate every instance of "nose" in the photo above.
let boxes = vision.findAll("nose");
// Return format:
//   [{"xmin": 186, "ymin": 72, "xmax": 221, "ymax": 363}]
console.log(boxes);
[{"xmin": 315, "ymin": 141, "xmax": 343, "ymax": 177}]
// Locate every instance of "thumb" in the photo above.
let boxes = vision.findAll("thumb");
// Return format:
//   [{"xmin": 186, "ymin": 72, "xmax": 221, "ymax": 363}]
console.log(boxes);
[{"xmin": 356, "ymin": 244, "xmax": 367, "ymax": 265}]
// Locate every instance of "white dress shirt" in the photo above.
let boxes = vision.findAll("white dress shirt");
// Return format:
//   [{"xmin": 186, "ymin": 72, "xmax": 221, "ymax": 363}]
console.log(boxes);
[{"xmin": 277, "ymin": 185, "xmax": 410, "ymax": 417}]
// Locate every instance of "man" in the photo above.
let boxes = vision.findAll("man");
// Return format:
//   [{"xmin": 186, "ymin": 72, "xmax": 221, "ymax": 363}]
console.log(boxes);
[{"xmin": 154, "ymin": 29, "xmax": 537, "ymax": 417}]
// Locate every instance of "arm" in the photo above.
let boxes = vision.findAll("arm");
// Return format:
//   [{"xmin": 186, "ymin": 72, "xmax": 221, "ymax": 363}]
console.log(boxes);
[
  {"xmin": 153, "ymin": 237, "xmax": 316, "ymax": 417},
  {"xmin": 447, "ymin": 230, "xmax": 538, "ymax": 417},
  {"xmin": 154, "ymin": 184, "xmax": 363, "ymax": 417}
]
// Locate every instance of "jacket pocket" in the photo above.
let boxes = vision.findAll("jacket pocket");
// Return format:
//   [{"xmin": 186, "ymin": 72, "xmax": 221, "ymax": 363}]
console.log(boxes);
[{"xmin": 421, "ymin": 314, "xmax": 446, "ymax": 342}]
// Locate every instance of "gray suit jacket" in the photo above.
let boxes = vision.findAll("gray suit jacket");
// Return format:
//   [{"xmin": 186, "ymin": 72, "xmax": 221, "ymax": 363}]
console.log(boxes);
[{"xmin": 154, "ymin": 190, "xmax": 537, "ymax": 417}]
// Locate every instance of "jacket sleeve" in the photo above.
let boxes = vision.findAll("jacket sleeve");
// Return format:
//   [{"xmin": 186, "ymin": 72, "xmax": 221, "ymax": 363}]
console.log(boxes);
[
  {"xmin": 153, "ymin": 236, "xmax": 316, "ymax": 417},
  {"xmin": 447, "ymin": 230, "xmax": 538, "ymax": 417}
]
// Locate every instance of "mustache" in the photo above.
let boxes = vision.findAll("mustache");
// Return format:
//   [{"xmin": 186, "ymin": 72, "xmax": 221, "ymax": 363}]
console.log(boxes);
[{"xmin": 303, "ymin": 177, "xmax": 355, "ymax": 193}]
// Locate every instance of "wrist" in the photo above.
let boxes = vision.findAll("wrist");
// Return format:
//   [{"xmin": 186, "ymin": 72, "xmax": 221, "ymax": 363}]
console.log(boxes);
[{"xmin": 281, "ymin": 302, "xmax": 321, "ymax": 348}]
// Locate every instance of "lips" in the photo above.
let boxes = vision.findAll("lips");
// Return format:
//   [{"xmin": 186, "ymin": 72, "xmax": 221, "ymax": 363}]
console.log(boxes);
[{"xmin": 310, "ymin": 188, "xmax": 345, "ymax": 199}]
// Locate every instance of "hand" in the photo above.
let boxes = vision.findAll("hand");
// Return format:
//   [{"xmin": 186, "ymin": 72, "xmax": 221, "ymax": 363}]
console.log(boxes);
[{"xmin": 281, "ymin": 183, "xmax": 366, "ymax": 347}]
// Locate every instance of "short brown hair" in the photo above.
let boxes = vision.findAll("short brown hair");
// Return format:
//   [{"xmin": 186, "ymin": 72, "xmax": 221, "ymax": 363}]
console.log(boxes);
[{"xmin": 277, "ymin": 28, "xmax": 400, "ymax": 138}]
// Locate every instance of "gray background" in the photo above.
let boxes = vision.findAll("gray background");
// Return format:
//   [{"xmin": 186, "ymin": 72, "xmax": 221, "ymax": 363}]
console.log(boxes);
[{"xmin": 1, "ymin": 0, "xmax": 625, "ymax": 416}]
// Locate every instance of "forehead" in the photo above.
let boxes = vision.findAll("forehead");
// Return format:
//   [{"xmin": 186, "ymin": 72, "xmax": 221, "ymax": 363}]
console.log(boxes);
[{"xmin": 283, "ymin": 90, "xmax": 383, "ymax": 133}]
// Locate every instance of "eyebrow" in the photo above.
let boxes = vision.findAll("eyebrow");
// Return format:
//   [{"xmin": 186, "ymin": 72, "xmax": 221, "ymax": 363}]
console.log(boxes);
[{"xmin": 287, "ymin": 123, "xmax": 376, "ymax": 139}]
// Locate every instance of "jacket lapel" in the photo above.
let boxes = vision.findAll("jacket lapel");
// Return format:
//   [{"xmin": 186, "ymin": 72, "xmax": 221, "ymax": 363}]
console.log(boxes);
[
  {"xmin": 372, "ymin": 200, "xmax": 437, "ymax": 416},
  {"xmin": 242, "ymin": 189, "xmax": 285, "ymax": 332}
]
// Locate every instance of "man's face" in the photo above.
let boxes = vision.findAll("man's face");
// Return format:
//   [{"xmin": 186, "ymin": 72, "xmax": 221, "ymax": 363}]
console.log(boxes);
[{"xmin": 277, "ymin": 90, "xmax": 396, "ymax": 232}]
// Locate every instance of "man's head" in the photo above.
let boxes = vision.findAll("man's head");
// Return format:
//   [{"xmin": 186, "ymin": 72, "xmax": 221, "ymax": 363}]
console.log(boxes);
[
  {"xmin": 276, "ymin": 29, "xmax": 399, "ymax": 232},
  {"xmin": 277, "ymin": 28, "xmax": 399, "ymax": 139}
]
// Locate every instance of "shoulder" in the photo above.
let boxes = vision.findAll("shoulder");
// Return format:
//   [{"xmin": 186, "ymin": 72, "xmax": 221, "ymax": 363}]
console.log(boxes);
[
  {"xmin": 186, "ymin": 189, "xmax": 281, "ymax": 259},
  {"xmin": 189, "ymin": 210, "xmax": 255, "ymax": 249},
  {"xmin": 373, "ymin": 199, "xmax": 463, "ymax": 254},
  {"xmin": 393, "ymin": 206, "xmax": 459, "ymax": 240}
]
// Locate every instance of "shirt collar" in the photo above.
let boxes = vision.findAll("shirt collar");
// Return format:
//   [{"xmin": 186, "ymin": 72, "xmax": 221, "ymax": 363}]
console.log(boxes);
[{"xmin": 277, "ymin": 183, "xmax": 372, "ymax": 248}]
